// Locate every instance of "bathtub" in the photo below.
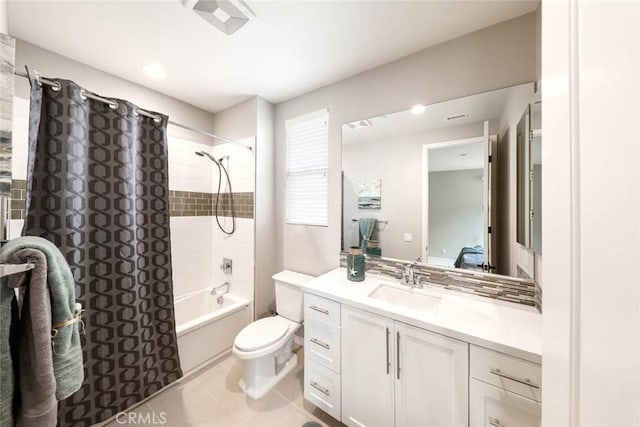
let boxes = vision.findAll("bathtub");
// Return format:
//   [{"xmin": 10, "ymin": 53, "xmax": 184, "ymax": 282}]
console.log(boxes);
[{"xmin": 174, "ymin": 289, "xmax": 251, "ymax": 373}]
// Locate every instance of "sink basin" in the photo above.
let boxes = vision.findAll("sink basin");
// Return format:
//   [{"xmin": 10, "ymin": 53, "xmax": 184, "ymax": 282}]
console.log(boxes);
[{"xmin": 368, "ymin": 284, "xmax": 441, "ymax": 311}]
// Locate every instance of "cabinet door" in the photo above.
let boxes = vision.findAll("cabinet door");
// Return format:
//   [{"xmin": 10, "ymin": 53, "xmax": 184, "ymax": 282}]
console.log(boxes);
[
  {"xmin": 470, "ymin": 378, "xmax": 541, "ymax": 427},
  {"xmin": 395, "ymin": 322, "xmax": 469, "ymax": 427},
  {"xmin": 341, "ymin": 306, "xmax": 395, "ymax": 427}
]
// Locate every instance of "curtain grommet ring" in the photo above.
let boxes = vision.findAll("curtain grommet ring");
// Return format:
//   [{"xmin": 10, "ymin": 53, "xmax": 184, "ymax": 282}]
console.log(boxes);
[
  {"xmin": 79, "ymin": 89, "xmax": 87, "ymax": 101},
  {"xmin": 50, "ymin": 81, "xmax": 62, "ymax": 92},
  {"xmin": 109, "ymin": 100, "xmax": 119, "ymax": 110}
]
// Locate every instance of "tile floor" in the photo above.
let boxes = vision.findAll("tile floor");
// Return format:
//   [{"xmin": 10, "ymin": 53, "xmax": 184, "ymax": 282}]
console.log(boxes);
[{"xmin": 105, "ymin": 346, "xmax": 346, "ymax": 427}]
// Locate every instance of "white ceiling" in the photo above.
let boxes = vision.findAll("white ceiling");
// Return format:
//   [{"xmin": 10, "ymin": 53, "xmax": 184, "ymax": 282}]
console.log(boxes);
[
  {"xmin": 7, "ymin": 1, "xmax": 538, "ymax": 113},
  {"xmin": 342, "ymin": 84, "xmax": 518, "ymax": 145},
  {"xmin": 428, "ymin": 141, "xmax": 484, "ymax": 172}
]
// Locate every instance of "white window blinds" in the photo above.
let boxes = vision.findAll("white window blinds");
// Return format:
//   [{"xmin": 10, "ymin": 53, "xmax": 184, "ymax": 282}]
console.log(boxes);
[{"xmin": 285, "ymin": 109, "xmax": 329, "ymax": 226}]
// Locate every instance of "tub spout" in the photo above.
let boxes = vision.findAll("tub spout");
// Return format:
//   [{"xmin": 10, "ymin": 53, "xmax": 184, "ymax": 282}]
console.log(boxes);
[{"xmin": 210, "ymin": 281, "xmax": 230, "ymax": 296}]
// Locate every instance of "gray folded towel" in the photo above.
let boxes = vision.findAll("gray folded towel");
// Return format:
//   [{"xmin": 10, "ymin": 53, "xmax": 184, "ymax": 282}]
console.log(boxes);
[{"xmin": 0, "ymin": 237, "xmax": 84, "ymax": 427}]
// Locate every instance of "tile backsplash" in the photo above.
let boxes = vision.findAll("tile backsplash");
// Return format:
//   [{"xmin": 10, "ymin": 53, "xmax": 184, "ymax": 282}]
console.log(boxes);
[
  {"xmin": 11, "ymin": 179, "xmax": 254, "ymax": 219},
  {"xmin": 340, "ymin": 252, "xmax": 541, "ymax": 312},
  {"xmin": 169, "ymin": 190, "xmax": 254, "ymax": 218}
]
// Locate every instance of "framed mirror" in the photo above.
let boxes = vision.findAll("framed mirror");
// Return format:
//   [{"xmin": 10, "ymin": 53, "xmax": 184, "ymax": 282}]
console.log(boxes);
[{"xmin": 341, "ymin": 82, "xmax": 541, "ymax": 279}]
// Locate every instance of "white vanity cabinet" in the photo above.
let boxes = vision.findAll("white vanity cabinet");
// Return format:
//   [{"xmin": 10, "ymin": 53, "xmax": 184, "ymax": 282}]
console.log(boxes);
[
  {"xmin": 469, "ymin": 345, "xmax": 541, "ymax": 427},
  {"xmin": 341, "ymin": 305, "xmax": 469, "ymax": 427},
  {"xmin": 302, "ymin": 279, "xmax": 542, "ymax": 427},
  {"xmin": 341, "ymin": 305, "xmax": 395, "ymax": 427},
  {"xmin": 303, "ymin": 294, "xmax": 342, "ymax": 420}
]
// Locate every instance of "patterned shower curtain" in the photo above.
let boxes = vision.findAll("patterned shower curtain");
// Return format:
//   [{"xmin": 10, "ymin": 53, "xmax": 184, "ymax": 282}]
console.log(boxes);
[{"xmin": 24, "ymin": 68, "xmax": 182, "ymax": 425}]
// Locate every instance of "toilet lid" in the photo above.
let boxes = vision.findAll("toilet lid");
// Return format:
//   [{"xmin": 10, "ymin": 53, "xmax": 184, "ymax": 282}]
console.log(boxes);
[{"xmin": 234, "ymin": 316, "xmax": 290, "ymax": 352}]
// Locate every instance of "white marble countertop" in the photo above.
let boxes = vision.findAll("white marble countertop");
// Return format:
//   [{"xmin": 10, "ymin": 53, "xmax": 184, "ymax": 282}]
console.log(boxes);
[{"xmin": 302, "ymin": 268, "xmax": 542, "ymax": 364}]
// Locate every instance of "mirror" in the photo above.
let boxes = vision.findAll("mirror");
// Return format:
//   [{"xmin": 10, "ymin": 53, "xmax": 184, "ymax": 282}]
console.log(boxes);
[
  {"xmin": 341, "ymin": 82, "xmax": 540, "ymax": 279},
  {"xmin": 516, "ymin": 91, "xmax": 542, "ymax": 254}
]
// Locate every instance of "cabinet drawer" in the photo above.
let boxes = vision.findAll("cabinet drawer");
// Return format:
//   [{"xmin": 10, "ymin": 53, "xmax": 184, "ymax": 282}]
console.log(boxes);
[
  {"xmin": 305, "ymin": 294, "xmax": 341, "ymax": 326},
  {"xmin": 305, "ymin": 319, "xmax": 341, "ymax": 373},
  {"xmin": 470, "ymin": 345, "xmax": 541, "ymax": 402},
  {"xmin": 470, "ymin": 378, "xmax": 541, "ymax": 427},
  {"xmin": 304, "ymin": 357, "xmax": 341, "ymax": 421}
]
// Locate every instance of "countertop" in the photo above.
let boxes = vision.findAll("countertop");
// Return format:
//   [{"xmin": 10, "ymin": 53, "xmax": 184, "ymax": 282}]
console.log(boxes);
[{"xmin": 302, "ymin": 268, "xmax": 542, "ymax": 364}]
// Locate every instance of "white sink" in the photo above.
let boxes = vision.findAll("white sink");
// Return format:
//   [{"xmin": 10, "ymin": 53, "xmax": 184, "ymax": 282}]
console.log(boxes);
[{"xmin": 368, "ymin": 284, "xmax": 441, "ymax": 311}]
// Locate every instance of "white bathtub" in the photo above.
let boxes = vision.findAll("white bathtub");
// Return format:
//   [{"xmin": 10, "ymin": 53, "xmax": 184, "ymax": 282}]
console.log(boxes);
[{"xmin": 174, "ymin": 289, "xmax": 251, "ymax": 373}]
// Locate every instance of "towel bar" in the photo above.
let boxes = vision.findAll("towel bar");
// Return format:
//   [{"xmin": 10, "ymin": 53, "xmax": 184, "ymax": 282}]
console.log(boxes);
[{"xmin": 0, "ymin": 263, "xmax": 36, "ymax": 278}]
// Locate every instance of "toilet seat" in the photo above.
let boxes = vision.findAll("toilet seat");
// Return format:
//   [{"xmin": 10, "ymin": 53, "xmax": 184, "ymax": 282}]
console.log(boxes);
[{"xmin": 234, "ymin": 316, "xmax": 290, "ymax": 352}]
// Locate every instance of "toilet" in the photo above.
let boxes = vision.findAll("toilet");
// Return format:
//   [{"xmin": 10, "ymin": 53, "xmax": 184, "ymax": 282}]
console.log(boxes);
[{"xmin": 232, "ymin": 270, "xmax": 313, "ymax": 399}]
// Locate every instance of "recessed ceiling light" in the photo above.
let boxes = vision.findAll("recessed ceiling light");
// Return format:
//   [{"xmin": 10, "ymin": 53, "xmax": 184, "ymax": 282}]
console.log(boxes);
[
  {"xmin": 212, "ymin": 7, "xmax": 231, "ymax": 22},
  {"xmin": 411, "ymin": 104, "xmax": 426, "ymax": 115},
  {"xmin": 142, "ymin": 63, "xmax": 166, "ymax": 80}
]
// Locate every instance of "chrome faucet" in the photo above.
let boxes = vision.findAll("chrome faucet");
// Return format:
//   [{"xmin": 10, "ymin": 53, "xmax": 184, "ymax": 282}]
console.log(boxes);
[
  {"xmin": 210, "ymin": 281, "xmax": 230, "ymax": 304},
  {"xmin": 402, "ymin": 259, "xmax": 423, "ymax": 288}
]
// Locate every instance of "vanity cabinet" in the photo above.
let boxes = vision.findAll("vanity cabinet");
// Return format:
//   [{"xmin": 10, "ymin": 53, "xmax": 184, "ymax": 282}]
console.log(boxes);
[
  {"xmin": 304, "ymin": 294, "xmax": 342, "ymax": 420},
  {"xmin": 303, "ymin": 289, "xmax": 541, "ymax": 427},
  {"xmin": 341, "ymin": 305, "xmax": 469, "ymax": 427},
  {"xmin": 469, "ymin": 345, "xmax": 541, "ymax": 427},
  {"xmin": 341, "ymin": 306, "xmax": 395, "ymax": 427},
  {"xmin": 469, "ymin": 379, "xmax": 541, "ymax": 427}
]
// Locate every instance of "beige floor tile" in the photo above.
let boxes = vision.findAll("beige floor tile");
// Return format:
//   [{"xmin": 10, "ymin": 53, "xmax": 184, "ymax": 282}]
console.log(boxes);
[
  {"xmin": 226, "ymin": 389, "xmax": 294, "ymax": 426},
  {"xmin": 279, "ymin": 406, "xmax": 326, "ymax": 427},
  {"xmin": 273, "ymin": 360, "xmax": 304, "ymax": 405},
  {"xmin": 105, "ymin": 350, "xmax": 339, "ymax": 427},
  {"xmin": 103, "ymin": 403, "xmax": 163, "ymax": 427},
  {"xmin": 146, "ymin": 376, "xmax": 239, "ymax": 427}
]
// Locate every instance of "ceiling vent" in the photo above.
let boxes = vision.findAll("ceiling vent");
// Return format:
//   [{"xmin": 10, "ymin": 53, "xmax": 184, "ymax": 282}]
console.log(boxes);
[
  {"xmin": 346, "ymin": 119, "xmax": 373, "ymax": 130},
  {"xmin": 445, "ymin": 113, "xmax": 467, "ymax": 122},
  {"xmin": 183, "ymin": 0, "xmax": 256, "ymax": 35}
]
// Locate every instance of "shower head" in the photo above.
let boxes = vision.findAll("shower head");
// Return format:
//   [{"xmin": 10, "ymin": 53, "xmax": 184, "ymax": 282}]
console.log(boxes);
[{"xmin": 195, "ymin": 150, "xmax": 220, "ymax": 164}]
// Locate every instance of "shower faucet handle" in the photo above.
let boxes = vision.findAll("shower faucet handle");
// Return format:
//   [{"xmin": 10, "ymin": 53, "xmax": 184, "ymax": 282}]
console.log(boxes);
[{"xmin": 220, "ymin": 258, "xmax": 233, "ymax": 274}]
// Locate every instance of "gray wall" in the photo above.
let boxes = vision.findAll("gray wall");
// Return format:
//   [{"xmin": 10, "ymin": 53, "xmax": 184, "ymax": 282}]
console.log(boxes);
[
  {"xmin": 428, "ymin": 169, "xmax": 484, "ymax": 260},
  {"xmin": 254, "ymin": 98, "xmax": 277, "ymax": 318},
  {"xmin": 212, "ymin": 97, "xmax": 257, "ymax": 140},
  {"xmin": 212, "ymin": 96, "xmax": 278, "ymax": 319},
  {"xmin": 14, "ymin": 39, "xmax": 216, "ymax": 144},
  {"xmin": 275, "ymin": 12, "xmax": 538, "ymax": 276},
  {"xmin": 341, "ymin": 121, "xmax": 494, "ymax": 261}
]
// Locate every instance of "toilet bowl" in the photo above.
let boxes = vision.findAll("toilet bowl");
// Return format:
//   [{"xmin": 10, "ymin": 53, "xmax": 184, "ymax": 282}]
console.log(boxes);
[{"xmin": 232, "ymin": 270, "xmax": 313, "ymax": 399}]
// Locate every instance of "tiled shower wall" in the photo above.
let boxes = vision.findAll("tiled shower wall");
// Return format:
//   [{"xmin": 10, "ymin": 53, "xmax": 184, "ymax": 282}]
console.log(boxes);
[
  {"xmin": 10, "ymin": 98, "xmax": 256, "ymax": 309},
  {"xmin": 167, "ymin": 135, "xmax": 255, "ymax": 305}
]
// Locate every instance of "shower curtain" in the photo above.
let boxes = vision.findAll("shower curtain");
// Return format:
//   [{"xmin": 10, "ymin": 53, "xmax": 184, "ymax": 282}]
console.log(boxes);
[{"xmin": 24, "ymin": 69, "xmax": 182, "ymax": 425}]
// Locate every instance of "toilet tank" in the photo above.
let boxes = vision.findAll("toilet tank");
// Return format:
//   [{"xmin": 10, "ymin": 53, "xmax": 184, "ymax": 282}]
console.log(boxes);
[{"xmin": 273, "ymin": 270, "xmax": 314, "ymax": 322}]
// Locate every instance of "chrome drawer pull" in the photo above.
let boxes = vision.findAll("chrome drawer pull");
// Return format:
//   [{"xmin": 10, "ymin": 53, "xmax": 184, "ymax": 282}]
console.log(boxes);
[
  {"xmin": 310, "ymin": 381, "xmax": 330, "ymax": 396},
  {"xmin": 396, "ymin": 331, "xmax": 401, "ymax": 380},
  {"xmin": 309, "ymin": 305, "xmax": 329, "ymax": 315},
  {"xmin": 310, "ymin": 337, "xmax": 330, "ymax": 350},
  {"xmin": 488, "ymin": 417, "xmax": 505, "ymax": 427},
  {"xmin": 490, "ymin": 368, "xmax": 540, "ymax": 389},
  {"xmin": 385, "ymin": 327, "xmax": 390, "ymax": 375}
]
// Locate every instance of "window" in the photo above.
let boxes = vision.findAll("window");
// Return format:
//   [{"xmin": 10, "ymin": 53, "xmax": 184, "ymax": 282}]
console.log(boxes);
[{"xmin": 285, "ymin": 109, "xmax": 329, "ymax": 226}]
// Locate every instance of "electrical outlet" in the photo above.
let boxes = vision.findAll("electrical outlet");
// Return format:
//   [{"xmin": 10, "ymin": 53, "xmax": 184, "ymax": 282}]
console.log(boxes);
[{"xmin": 404, "ymin": 233, "xmax": 413, "ymax": 242}]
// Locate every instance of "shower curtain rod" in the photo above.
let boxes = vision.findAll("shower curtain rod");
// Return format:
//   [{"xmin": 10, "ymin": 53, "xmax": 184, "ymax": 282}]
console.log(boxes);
[{"xmin": 14, "ymin": 70, "xmax": 253, "ymax": 152}]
